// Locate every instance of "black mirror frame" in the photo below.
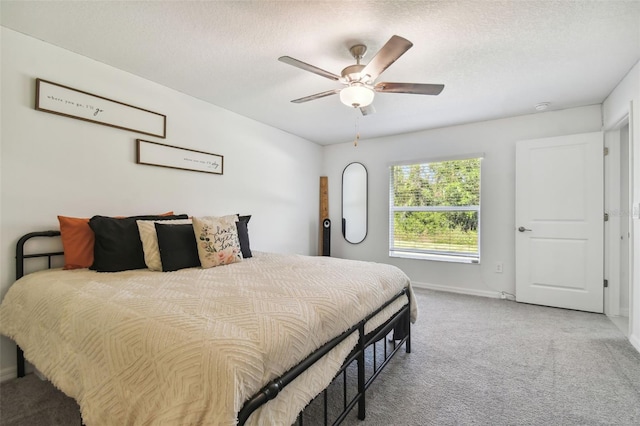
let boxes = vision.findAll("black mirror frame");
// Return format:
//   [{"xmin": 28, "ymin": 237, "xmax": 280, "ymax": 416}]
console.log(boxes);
[{"xmin": 341, "ymin": 162, "xmax": 368, "ymax": 244}]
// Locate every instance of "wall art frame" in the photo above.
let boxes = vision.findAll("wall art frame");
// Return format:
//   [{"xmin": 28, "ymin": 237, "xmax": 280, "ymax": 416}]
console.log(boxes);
[
  {"xmin": 136, "ymin": 139, "xmax": 223, "ymax": 175},
  {"xmin": 35, "ymin": 78, "xmax": 167, "ymax": 138}
]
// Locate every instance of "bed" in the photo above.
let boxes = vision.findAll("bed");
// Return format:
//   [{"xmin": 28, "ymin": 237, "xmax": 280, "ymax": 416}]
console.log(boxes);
[{"xmin": 0, "ymin": 227, "xmax": 417, "ymax": 425}]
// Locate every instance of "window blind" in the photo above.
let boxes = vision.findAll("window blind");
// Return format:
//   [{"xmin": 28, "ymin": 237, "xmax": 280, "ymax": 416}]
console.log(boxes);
[{"xmin": 389, "ymin": 157, "xmax": 482, "ymax": 261}]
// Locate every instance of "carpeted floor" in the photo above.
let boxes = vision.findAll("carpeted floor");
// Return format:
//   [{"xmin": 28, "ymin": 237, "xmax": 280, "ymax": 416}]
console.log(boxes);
[{"xmin": 1, "ymin": 288, "xmax": 639, "ymax": 425}]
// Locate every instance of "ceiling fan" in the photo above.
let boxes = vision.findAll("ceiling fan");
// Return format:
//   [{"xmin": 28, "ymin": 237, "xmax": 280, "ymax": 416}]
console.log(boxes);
[{"xmin": 278, "ymin": 35, "xmax": 444, "ymax": 115}]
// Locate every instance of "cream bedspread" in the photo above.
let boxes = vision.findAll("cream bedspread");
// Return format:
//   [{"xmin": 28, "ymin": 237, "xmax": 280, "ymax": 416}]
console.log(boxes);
[{"xmin": 0, "ymin": 252, "xmax": 417, "ymax": 425}]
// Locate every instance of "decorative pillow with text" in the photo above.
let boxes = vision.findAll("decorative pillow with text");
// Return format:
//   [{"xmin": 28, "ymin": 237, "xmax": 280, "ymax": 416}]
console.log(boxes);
[{"xmin": 192, "ymin": 215, "xmax": 242, "ymax": 268}]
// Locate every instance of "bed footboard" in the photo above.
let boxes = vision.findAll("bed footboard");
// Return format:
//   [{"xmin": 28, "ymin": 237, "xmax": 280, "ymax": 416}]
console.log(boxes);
[{"xmin": 239, "ymin": 288, "xmax": 411, "ymax": 425}]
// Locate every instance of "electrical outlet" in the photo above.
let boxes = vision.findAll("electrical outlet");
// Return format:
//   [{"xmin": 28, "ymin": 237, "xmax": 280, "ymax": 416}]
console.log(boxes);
[{"xmin": 495, "ymin": 262, "xmax": 503, "ymax": 273}]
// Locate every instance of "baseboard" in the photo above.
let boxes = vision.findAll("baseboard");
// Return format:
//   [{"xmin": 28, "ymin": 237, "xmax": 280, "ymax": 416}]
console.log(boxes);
[
  {"xmin": 411, "ymin": 281, "xmax": 502, "ymax": 299},
  {"xmin": 0, "ymin": 363, "xmax": 35, "ymax": 383},
  {"xmin": 619, "ymin": 307, "xmax": 630, "ymax": 317},
  {"xmin": 630, "ymin": 333, "xmax": 640, "ymax": 355},
  {"xmin": 0, "ymin": 365, "xmax": 17, "ymax": 383}
]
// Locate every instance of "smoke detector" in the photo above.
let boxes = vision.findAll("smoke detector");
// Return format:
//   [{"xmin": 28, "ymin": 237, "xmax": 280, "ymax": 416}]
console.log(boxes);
[{"xmin": 535, "ymin": 102, "xmax": 550, "ymax": 111}]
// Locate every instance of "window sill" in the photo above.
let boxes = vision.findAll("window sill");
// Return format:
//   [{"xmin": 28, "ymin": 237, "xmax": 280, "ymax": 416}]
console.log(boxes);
[{"xmin": 389, "ymin": 251, "xmax": 480, "ymax": 264}]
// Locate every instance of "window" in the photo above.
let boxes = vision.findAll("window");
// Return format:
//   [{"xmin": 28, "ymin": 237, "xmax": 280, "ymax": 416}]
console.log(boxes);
[{"xmin": 389, "ymin": 157, "xmax": 481, "ymax": 263}]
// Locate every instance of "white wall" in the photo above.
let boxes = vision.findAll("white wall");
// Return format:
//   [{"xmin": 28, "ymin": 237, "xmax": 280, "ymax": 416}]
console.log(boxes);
[
  {"xmin": 0, "ymin": 28, "xmax": 322, "ymax": 378},
  {"xmin": 323, "ymin": 105, "xmax": 602, "ymax": 297},
  {"xmin": 603, "ymin": 60, "xmax": 640, "ymax": 353}
]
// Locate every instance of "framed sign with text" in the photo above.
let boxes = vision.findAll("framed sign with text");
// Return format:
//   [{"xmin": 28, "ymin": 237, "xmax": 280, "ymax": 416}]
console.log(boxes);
[
  {"xmin": 136, "ymin": 139, "xmax": 223, "ymax": 175},
  {"xmin": 36, "ymin": 78, "xmax": 166, "ymax": 138}
]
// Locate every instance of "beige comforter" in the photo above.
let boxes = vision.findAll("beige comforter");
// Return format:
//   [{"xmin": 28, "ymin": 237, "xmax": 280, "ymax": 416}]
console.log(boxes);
[{"xmin": 0, "ymin": 252, "xmax": 416, "ymax": 425}]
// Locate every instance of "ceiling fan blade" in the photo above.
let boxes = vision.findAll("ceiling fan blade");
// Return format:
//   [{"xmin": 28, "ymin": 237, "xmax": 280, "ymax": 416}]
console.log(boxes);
[
  {"xmin": 291, "ymin": 89, "xmax": 341, "ymax": 103},
  {"xmin": 359, "ymin": 35, "xmax": 413, "ymax": 82},
  {"xmin": 374, "ymin": 82, "xmax": 445, "ymax": 95},
  {"xmin": 279, "ymin": 56, "xmax": 341, "ymax": 81},
  {"xmin": 360, "ymin": 104, "xmax": 376, "ymax": 116}
]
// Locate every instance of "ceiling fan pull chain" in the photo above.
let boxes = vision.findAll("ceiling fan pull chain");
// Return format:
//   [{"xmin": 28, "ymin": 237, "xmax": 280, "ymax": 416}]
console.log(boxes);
[{"xmin": 354, "ymin": 112, "xmax": 360, "ymax": 147}]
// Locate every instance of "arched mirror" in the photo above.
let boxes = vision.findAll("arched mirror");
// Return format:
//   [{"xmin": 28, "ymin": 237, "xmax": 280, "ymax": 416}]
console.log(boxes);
[{"xmin": 342, "ymin": 162, "xmax": 368, "ymax": 244}]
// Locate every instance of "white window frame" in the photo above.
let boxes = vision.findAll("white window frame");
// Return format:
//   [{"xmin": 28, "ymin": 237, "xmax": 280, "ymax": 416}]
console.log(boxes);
[{"xmin": 389, "ymin": 155, "xmax": 483, "ymax": 264}]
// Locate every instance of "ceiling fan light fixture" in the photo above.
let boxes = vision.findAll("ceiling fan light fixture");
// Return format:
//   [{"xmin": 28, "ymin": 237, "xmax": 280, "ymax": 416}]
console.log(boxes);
[{"xmin": 340, "ymin": 84, "xmax": 374, "ymax": 108}]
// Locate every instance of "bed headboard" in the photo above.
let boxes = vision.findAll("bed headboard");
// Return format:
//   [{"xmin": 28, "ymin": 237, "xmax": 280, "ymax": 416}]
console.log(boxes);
[{"xmin": 16, "ymin": 230, "xmax": 63, "ymax": 280}]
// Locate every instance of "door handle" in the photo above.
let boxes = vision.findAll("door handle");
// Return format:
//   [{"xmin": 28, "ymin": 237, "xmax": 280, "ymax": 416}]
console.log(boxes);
[{"xmin": 518, "ymin": 226, "xmax": 532, "ymax": 232}]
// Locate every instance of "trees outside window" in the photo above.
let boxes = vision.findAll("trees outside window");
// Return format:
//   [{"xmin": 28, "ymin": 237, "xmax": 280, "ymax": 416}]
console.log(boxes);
[{"xmin": 389, "ymin": 157, "xmax": 481, "ymax": 262}]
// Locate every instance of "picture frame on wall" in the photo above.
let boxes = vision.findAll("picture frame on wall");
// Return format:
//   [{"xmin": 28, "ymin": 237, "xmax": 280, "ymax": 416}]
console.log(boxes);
[
  {"xmin": 35, "ymin": 78, "xmax": 167, "ymax": 138},
  {"xmin": 136, "ymin": 139, "xmax": 223, "ymax": 175}
]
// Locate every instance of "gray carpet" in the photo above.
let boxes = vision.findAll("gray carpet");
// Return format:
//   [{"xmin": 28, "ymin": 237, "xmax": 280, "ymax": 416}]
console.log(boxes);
[{"xmin": 1, "ymin": 288, "xmax": 639, "ymax": 425}]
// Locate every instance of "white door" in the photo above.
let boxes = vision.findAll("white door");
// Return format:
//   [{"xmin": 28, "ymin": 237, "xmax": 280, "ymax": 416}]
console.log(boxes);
[{"xmin": 515, "ymin": 132, "xmax": 604, "ymax": 313}]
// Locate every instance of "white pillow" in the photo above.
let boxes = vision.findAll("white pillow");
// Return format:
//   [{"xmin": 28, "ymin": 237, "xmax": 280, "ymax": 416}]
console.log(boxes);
[
  {"xmin": 192, "ymin": 215, "xmax": 242, "ymax": 268},
  {"xmin": 137, "ymin": 218, "xmax": 192, "ymax": 271}
]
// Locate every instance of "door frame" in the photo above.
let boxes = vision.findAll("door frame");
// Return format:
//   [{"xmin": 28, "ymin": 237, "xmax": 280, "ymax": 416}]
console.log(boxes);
[{"xmin": 604, "ymin": 114, "xmax": 632, "ymax": 322}]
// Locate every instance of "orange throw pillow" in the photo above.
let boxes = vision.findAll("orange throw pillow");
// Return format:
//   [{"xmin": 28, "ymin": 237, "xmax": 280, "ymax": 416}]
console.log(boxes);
[
  {"xmin": 58, "ymin": 216, "xmax": 93, "ymax": 269},
  {"xmin": 58, "ymin": 211, "xmax": 174, "ymax": 270}
]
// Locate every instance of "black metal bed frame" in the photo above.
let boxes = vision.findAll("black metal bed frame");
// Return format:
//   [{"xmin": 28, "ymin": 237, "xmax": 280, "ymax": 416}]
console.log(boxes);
[{"xmin": 13, "ymin": 230, "xmax": 411, "ymax": 425}]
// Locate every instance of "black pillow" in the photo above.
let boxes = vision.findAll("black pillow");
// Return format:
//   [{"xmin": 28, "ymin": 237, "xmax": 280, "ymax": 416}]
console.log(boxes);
[
  {"xmin": 155, "ymin": 223, "xmax": 201, "ymax": 272},
  {"xmin": 89, "ymin": 214, "xmax": 188, "ymax": 272},
  {"xmin": 236, "ymin": 214, "xmax": 252, "ymax": 259}
]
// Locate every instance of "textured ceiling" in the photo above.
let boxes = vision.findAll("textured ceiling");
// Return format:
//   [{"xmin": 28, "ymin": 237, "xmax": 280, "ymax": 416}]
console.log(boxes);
[{"xmin": 1, "ymin": 1, "xmax": 639, "ymax": 145}]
